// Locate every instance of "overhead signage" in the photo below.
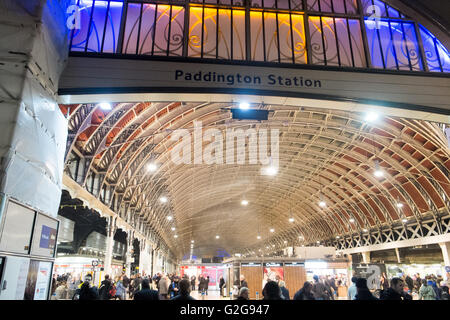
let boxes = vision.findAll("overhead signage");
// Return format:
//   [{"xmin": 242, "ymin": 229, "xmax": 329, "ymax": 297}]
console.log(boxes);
[
  {"xmin": 285, "ymin": 262, "xmax": 305, "ymax": 267},
  {"xmin": 241, "ymin": 263, "xmax": 261, "ymax": 267},
  {"xmin": 263, "ymin": 263, "xmax": 282, "ymax": 267},
  {"xmin": 175, "ymin": 70, "xmax": 323, "ymax": 88}
]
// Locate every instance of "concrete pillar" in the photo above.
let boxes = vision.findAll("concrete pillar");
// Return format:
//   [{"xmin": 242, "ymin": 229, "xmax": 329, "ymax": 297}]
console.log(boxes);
[
  {"xmin": 439, "ymin": 242, "xmax": 450, "ymax": 266},
  {"xmin": 361, "ymin": 251, "xmax": 371, "ymax": 264},
  {"xmin": 0, "ymin": 0, "xmax": 69, "ymax": 218}
]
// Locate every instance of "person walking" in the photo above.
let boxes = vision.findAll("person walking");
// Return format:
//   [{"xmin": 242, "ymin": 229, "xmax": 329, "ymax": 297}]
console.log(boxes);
[
  {"xmin": 347, "ymin": 277, "xmax": 357, "ymax": 300},
  {"xmin": 115, "ymin": 276, "xmax": 127, "ymax": 300},
  {"xmin": 354, "ymin": 278, "xmax": 378, "ymax": 300},
  {"xmin": 418, "ymin": 279, "xmax": 436, "ymax": 300},
  {"xmin": 262, "ymin": 281, "xmax": 284, "ymax": 300},
  {"xmin": 158, "ymin": 275, "xmax": 170, "ymax": 300},
  {"xmin": 77, "ymin": 277, "xmax": 99, "ymax": 300},
  {"xmin": 380, "ymin": 278, "xmax": 412, "ymax": 300},
  {"xmin": 239, "ymin": 275, "xmax": 248, "ymax": 290},
  {"xmin": 98, "ymin": 274, "xmax": 113, "ymax": 300},
  {"xmin": 205, "ymin": 276, "xmax": 210, "ymax": 296},
  {"xmin": 191, "ymin": 275, "xmax": 196, "ymax": 291},
  {"xmin": 169, "ymin": 276, "xmax": 181, "ymax": 299},
  {"xmin": 312, "ymin": 275, "xmax": 330, "ymax": 300},
  {"xmin": 279, "ymin": 281, "xmax": 290, "ymax": 300},
  {"xmin": 293, "ymin": 281, "xmax": 315, "ymax": 300},
  {"xmin": 133, "ymin": 279, "xmax": 159, "ymax": 300},
  {"xmin": 171, "ymin": 279, "xmax": 196, "ymax": 300},
  {"xmin": 219, "ymin": 276, "xmax": 226, "ymax": 297},
  {"xmin": 236, "ymin": 287, "xmax": 249, "ymax": 300}
]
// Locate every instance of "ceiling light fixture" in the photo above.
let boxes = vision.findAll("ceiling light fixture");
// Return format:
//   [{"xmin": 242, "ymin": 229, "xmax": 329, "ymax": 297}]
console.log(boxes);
[
  {"xmin": 270, "ymin": 228, "xmax": 275, "ymax": 233},
  {"xmin": 365, "ymin": 112, "xmax": 379, "ymax": 122},
  {"xmin": 289, "ymin": 218, "xmax": 294, "ymax": 223},
  {"xmin": 349, "ymin": 218, "xmax": 355, "ymax": 223},
  {"xmin": 257, "ymin": 235, "xmax": 261, "ymax": 240},
  {"xmin": 215, "ymin": 235, "xmax": 220, "ymax": 239},
  {"xmin": 239, "ymin": 102, "xmax": 250, "ymax": 110},
  {"xmin": 147, "ymin": 163, "xmax": 158, "ymax": 172},
  {"xmin": 167, "ymin": 216, "xmax": 173, "ymax": 221},
  {"xmin": 99, "ymin": 102, "xmax": 112, "ymax": 110},
  {"xmin": 160, "ymin": 196, "xmax": 168, "ymax": 203},
  {"xmin": 397, "ymin": 203, "xmax": 404, "ymax": 208},
  {"xmin": 374, "ymin": 160, "xmax": 384, "ymax": 178},
  {"xmin": 241, "ymin": 200, "xmax": 249, "ymax": 206}
]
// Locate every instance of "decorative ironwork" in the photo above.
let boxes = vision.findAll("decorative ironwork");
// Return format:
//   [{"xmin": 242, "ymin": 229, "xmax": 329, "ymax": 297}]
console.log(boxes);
[{"xmin": 69, "ymin": 0, "xmax": 449, "ymax": 73}]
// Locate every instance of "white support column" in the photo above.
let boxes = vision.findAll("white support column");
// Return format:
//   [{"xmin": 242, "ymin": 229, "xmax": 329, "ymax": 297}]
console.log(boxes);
[
  {"xmin": 361, "ymin": 251, "xmax": 371, "ymax": 264},
  {"xmin": 104, "ymin": 217, "xmax": 115, "ymax": 276},
  {"xmin": 395, "ymin": 247, "xmax": 401, "ymax": 263},
  {"xmin": 439, "ymin": 242, "xmax": 450, "ymax": 266}
]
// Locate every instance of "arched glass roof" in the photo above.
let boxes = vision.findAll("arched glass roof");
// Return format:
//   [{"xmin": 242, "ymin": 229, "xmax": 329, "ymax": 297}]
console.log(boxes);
[{"xmin": 69, "ymin": 0, "xmax": 449, "ymax": 72}]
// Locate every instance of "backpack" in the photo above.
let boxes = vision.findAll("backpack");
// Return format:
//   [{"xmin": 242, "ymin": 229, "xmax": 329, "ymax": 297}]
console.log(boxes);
[{"xmin": 109, "ymin": 284, "xmax": 117, "ymax": 298}]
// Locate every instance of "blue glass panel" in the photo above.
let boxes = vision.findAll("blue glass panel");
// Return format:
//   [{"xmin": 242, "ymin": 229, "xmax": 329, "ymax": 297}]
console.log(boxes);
[
  {"xmin": 386, "ymin": 5, "xmax": 400, "ymax": 18},
  {"xmin": 420, "ymin": 25, "xmax": 450, "ymax": 73},
  {"xmin": 70, "ymin": 0, "xmax": 123, "ymax": 53},
  {"xmin": 365, "ymin": 19, "xmax": 423, "ymax": 71},
  {"xmin": 102, "ymin": 1, "xmax": 124, "ymax": 53}
]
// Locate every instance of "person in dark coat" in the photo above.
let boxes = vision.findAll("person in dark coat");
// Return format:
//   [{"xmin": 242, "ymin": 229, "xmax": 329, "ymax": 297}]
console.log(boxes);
[
  {"xmin": 405, "ymin": 275, "xmax": 414, "ymax": 292},
  {"xmin": 380, "ymin": 278, "xmax": 412, "ymax": 300},
  {"xmin": 262, "ymin": 281, "xmax": 283, "ymax": 300},
  {"xmin": 171, "ymin": 279, "xmax": 196, "ymax": 300},
  {"xmin": 441, "ymin": 286, "xmax": 450, "ymax": 300},
  {"xmin": 198, "ymin": 275, "xmax": 204, "ymax": 294},
  {"xmin": 169, "ymin": 277, "xmax": 181, "ymax": 298},
  {"xmin": 205, "ymin": 276, "xmax": 210, "ymax": 296},
  {"xmin": 78, "ymin": 280, "xmax": 99, "ymax": 300},
  {"xmin": 219, "ymin": 276, "xmax": 226, "ymax": 297},
  {"xmin": 98, "ymin": 274, "xmax": 112, "ymax": 300},
  {"xmin": 293, "ymin": 281, "xmax": 315, "ymax": 300},
  {"xmin": 191, "ymin": 275, "xmax": 196, "ymax": 291},
  {"xmin": 239, "ymin": 275, "xmax": 248, "ymax": 290},
  {"xmin": 236, "ymin": 287, "xmax": 249, "ymax": 300},
  {"xmin": 133, "ymin": 279, "xmax": 160, "ymax": 300},
  {"xmin": 354, "ymin": 278, "xmax": 378, "ymax": 300},
  {"xmin": 279, "ymin": 281, "xmax": 290, "ymax": 300}
]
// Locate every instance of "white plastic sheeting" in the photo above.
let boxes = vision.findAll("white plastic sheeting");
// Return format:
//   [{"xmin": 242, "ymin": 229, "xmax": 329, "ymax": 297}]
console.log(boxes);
[
  {"xmin": 0, "ymin": 0, "xmax": 70, "ymax": 218},
  {"xmin": 0, "ymin": 76, "xmax": 67, "ymax": 218}
]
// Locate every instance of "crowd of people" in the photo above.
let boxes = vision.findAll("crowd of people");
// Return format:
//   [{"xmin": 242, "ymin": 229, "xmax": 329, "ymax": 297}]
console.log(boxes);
[{"xmin": 50, "ymin": 271, "xmax": 449, "ymax": 301}]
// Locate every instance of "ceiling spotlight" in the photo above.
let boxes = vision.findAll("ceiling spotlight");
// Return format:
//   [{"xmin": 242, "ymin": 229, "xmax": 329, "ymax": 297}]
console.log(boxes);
[
  {"xmin": 99, "ymin": 102, "xmax": 112, "ymax": 110},
  {"xmin": 284, "ymin": 240, "xmax": 287, "ymax": 244},
  {"xmin": 289, "ymin": 218, "xmax": 294, "ymax": 223},
  {"xmin": 402, "ymin": 218, "xmax": 408, "ymax": 223},
  {"xmin": 241, "ymin": 200, "xmax": 249, "ymax": 206},
  {"xmin": 316, "ymin": 241, "xmax": 320, "ymax": 244},
  {"xmin": 266, "ymin": 246, "xmax": 269, "ymax": 249},
  {"xmin": 396, "ymin": 203, "xmax": 404, "ymax": 208},
  {"xmin": 215, "ymin": 235, "xmax": 220, "ymax": 239},
  {"xmin": 160, "ymin": 196, "xmax": 168, "ymax": 203},
  {"xmin": 270, "ymin": 228, "xmax": 275, "ymax": 233},
  {"xmin": 319, "ymin": 201, "xmax": 326, "ymax": 208},
  {"xmin": 171, "ymin": 227, "xmax": 176, "ymax": 231},
  {"xmin": 364, "ymin": 112, "xmax": 379, "ymax": 122},
  {"xmin": 257, "ymin": 235, "xmax": 261, "ymax": 240},
  {"xmin": 362, "ymin": 228, "xmax": 368, "ymax": 232},
  {"xmin": 336, "ymin": 236, "xmax": 340, "ymax": 239},
  {"xmin": 191, "ymin": 240, "xmax": 195, "ymax": 243},
  {"xmin": 147, "ymin": 163, "xmax": 158, "ymax": 172},
  {"xmin": 167, "ymin": 216, "xmax": 173, "ymax": 221},
  {"xmin": 263, "ymin": 165, "xmax": 278, "ymax": 176},
  {"xmin": 374, "ymin": 160, "xmax": 384, "ymax": 178},
  {"xmin": 174, "ymin": 235, "xmax": 178, "ymax": 238},
  {"xmin": 349, "ymin": 218, "xmax": 355, "ymax": 223},
  {"xmin": 239, "ymin": 102, "xmax": 250, "ymax": 110}
]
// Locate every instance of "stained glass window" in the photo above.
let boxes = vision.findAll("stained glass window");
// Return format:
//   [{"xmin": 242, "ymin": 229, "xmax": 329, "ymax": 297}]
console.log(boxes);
[{"xmin": 68, "ymin": 0, "xmax": 449, "ymax": 74}]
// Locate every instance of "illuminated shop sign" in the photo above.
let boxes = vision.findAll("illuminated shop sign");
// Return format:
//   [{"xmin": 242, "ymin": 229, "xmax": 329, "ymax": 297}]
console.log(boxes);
[
  {"xmin": 242, "ymin": 263, "xmax": 261, "ymax": 267},
  {"xmin": 264, "ymin": 263, "xmax": 282, "ymax": 267},
  {"xmin": 175, "ymin": 70, "xmax": 322, "ymax": 88},
  {"xmin": 285, "ymin": 262, "xmax": 305, "ymax": 267}
]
